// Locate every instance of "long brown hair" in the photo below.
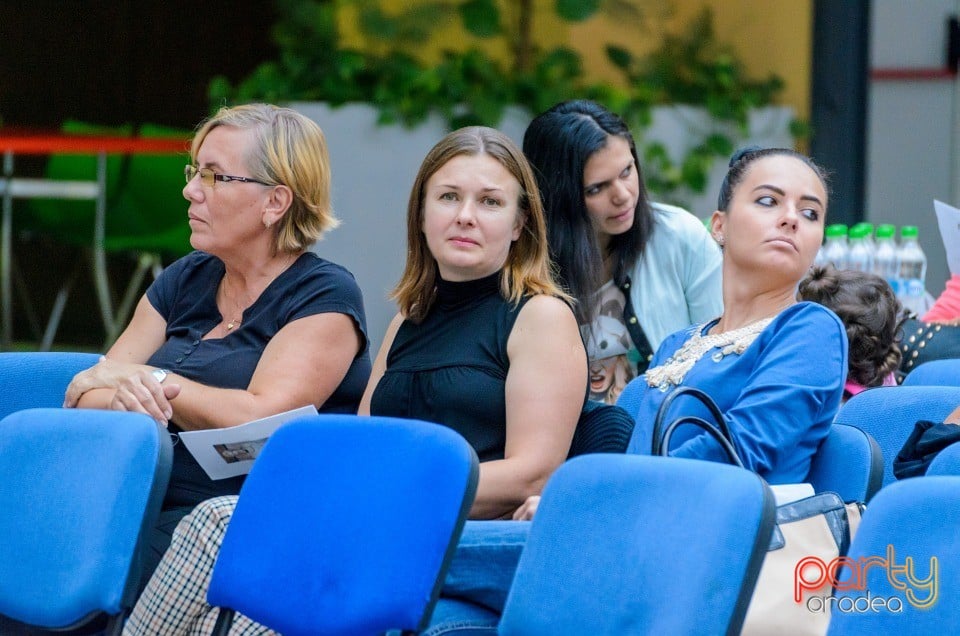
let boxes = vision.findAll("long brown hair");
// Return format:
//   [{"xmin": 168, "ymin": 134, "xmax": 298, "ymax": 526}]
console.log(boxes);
[{"xmin": 393, "ymin": 126, "xmax": 568, "ymax": 322}]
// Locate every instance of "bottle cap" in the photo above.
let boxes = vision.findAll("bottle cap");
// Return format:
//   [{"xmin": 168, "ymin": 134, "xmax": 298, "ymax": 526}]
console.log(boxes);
[
  {"xmin": 849, "ymin": 225, "xmax": 870, "ymax": 239},
  {"xmin": 876, "ymin": 224, "xmax": 896, "ymax": 239},
  {"xmin": 825, "ymin": 224, "xmax": 848, "ymax": 238},
  {"xmin": 901, "ymin": 225, "xmax": 918, "ymax": 239}
]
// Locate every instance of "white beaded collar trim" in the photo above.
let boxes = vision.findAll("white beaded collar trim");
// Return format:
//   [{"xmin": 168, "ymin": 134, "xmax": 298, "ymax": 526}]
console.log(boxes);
[{"xmin": 644, "ymin": 316, "xmax": 774, "ymax": 391}]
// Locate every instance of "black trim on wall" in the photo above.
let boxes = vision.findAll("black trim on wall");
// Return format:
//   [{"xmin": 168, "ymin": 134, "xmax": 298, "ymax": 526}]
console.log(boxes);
[{"xmin": 810, "ymin": 0, "xmax": 870, "ymax": 227}]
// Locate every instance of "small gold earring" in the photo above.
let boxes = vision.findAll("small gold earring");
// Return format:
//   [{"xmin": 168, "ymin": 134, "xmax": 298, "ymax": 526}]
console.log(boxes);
[{"xmin": 264, "ymin": 219, "xmax": 272, "ymax": 229}]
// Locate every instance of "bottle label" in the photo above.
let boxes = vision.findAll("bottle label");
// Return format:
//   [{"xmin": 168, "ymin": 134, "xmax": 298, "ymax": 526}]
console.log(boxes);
[{"xmin": 904, "ymin": 278, "xmax": 925, "ymax": 297}]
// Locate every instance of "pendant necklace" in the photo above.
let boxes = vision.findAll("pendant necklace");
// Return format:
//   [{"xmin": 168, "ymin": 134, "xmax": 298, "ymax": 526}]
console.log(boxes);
[{"xmin": 219, "ymin": 281, "xmax": 250, "ymax": 332}]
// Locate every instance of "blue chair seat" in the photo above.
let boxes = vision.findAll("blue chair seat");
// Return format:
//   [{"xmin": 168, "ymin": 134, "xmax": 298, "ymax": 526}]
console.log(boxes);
[
  {"xmin": 497, "ymin": 454, "xmax": 775, "ymax": 635},
  {"xmin": 0, "ymin": 408, "xmax": 172, "ymax": 633},
  {"xmin": 207, "ymin": 415, "xmax": 479, "ymax": 636}
]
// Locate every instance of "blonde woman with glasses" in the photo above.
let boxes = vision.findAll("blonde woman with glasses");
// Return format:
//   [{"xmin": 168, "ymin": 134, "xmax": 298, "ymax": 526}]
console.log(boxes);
[{"xmin": 62, "ymin": 103, "xmax": 371, "ymax": 587}]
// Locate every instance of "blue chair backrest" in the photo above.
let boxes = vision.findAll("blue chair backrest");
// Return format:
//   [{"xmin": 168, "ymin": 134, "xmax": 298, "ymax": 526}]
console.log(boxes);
[
  {"xmin": 806, "ymin": 423, "xmax": 883, "ymax": 502},
  {"xmin": 827, "ymin": 476, "xmax": 960, "ymax": 634},
  {"xmin": 207, "ymin": 414, "xmax": 479, "ymax": 636},
  {"xmin": 902, "ymin": 358, "xmax": 960, "ymax": 386},
  {"xmin": 833, "ymin": 386, "xmax": 960, "ymax": 489},
  {"xmin": 0, "ymin": 408, "xmax": 172, "ymax": 631},
  {"xmin": 925, "ymin": 440, "xmax": 960, "ymax": 476},
  {"xmin": 498, "ymin": 454, "xmax": 776, "ymax": 636},
  {"xmin": 0, "ymin": 352, "xmax": 100, "ymax": 420}
]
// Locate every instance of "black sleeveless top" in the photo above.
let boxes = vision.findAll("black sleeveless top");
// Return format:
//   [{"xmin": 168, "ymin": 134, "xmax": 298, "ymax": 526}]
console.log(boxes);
[{"xmin": 370, "ymin": 272, "xmax": 530, "ymax": 462}]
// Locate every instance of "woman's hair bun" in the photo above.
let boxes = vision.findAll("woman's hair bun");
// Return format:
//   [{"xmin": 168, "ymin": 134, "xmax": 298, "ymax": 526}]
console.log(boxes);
[{"xmin": 729, "ymin": 145, "xmax": 764, "ymax": 167}]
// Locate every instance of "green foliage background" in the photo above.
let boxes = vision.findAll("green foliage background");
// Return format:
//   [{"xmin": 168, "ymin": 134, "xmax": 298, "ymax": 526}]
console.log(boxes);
[{"xmin": 210, "ymin": 0, "xmax": 798, "ymax": 205}]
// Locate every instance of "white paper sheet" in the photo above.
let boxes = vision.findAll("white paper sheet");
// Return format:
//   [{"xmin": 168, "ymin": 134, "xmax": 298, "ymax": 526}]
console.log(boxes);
[
  {"xmin": 769, "ymin": 483, "xmax": 815, "ymax": 506},
  {"xmin": 934, "ymin": 199, "xmax": 960, "ymax": 276},
  {"xmin": 178, "ymin": 404, "xmax": 319, "ymax": 480}
]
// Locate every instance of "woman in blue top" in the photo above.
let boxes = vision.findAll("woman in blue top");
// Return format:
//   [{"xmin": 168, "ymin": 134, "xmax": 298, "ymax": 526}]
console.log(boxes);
[
  {"xmin": 523, "ymin": 100, "xmax": 723, "ymax": 404},
  {"xmin": 63, "ymin": 104, "xmax": 371, "ymax": 582}
]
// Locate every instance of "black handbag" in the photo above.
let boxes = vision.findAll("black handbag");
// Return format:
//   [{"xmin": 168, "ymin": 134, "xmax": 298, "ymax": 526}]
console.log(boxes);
[{"xmin": 651, "ymin": 385, "xmax": 738, "ymax": 462}]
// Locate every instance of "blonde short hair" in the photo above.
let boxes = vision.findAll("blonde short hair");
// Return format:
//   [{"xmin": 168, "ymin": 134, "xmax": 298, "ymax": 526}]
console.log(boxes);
[
  {"xmin": 393, "ymin": 126, "xmax": 568, "ymax": 322},
  {"xmin": 191, "ymin": 103, "xmax": 337, "ymax": 252}
]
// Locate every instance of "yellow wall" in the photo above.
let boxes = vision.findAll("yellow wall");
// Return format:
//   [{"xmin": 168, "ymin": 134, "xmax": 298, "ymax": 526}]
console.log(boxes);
[
  {"xmin": 353, "ymin": 0, "xmax": 812, "ymax": 120},
  {"xmin": 570, "ymin": 0, "xmax": 812, "ymax": 120}
]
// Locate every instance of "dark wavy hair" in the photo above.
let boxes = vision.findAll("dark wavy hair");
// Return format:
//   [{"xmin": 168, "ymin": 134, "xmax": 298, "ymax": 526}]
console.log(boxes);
[
  {"xmin": 798, "ymin": 265, "xmax": 904, "ymax": 387},
  {"xmin": 522, "ymin": 100, "xmax": 654, "ymax": 323},
  {"xmin": 717, "ymin": 145, "xmax": 830, "ymax": 212}
]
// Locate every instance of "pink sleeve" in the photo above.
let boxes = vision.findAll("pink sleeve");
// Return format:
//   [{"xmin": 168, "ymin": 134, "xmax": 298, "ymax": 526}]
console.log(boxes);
[{"xmin": 922, "ymin": 274, "xmax": 960, "ymax": 322}]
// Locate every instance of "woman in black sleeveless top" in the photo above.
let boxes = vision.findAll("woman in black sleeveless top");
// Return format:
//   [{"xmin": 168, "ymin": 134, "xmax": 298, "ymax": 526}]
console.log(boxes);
[{"xmin": 361, "ymin": 125, "xmax": 588, "ymax": 520}]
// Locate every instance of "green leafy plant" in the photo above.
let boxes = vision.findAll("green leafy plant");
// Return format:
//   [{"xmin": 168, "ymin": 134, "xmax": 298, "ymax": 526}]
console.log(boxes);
[
  {"xmin": 605, "ymin": 7, "xmax": 797, "ymax": 203},
  {"xmin": 210, "ymin": 1, "xmax": 798, "ymax": 203}
]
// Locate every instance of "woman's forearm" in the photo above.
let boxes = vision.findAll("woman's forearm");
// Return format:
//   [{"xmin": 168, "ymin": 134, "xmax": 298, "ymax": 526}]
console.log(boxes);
[
  {"xmin": 469, "ymin": 457, "xmax": 559, "ymax": 520},
  {"xmin": 76, "ymin": 387, "xmax": 116, "ymax": 410}
]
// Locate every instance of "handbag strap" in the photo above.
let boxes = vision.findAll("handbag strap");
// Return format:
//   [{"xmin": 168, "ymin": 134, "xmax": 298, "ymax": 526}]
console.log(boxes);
[
  {"xmin": 651, "ymin": 385, "xmax": 733, "ymax": 455},
  {"xmin": 655, "ymin": 415, "xmax": 744, "ymax": 468}
]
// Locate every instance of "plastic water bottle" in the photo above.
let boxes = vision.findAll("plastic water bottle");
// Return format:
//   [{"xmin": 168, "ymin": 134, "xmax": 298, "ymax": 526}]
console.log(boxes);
[
  {"xmin": 896, "ymin": 225, "xmax": 928, "ymax": 315},
  {"xmin": 846, "ymin": 224, "xmax": 873, "ymax": 272},
  {"xmin": 813, "ymin": 244, "xmax": 828, "ymax": 268},
  {"xmin": 822, "ymin": 224, "xmax": 848, "ymax": 270},
  {"xmin": 872, "ymin": 224, "xmax": 899, "ymax": 294},
  {"xmin": 853, "ymin": 222, "xmax": 876, "ymax": 254}
]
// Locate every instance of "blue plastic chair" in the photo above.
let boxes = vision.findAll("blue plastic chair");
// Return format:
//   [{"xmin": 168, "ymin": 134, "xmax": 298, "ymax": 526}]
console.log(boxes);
[
  {"xmin": 497, "ymin": 454, "xmax": 776, "ymax": 636},
  {"xmin": 805, "ymin": 423, "xmax": 884, "ymax": 502},
  {"xmin": 827, "ymin": 476, "xmax": 960, "ymax": 634},
  {"xmin": 0, "ymin": 351, "xmax": 100, "ymax": 420},
  {"xmin": 0, "ymin": 408, "xmax": 172, "ymax": 634},
  {"xmin": 902, "ymin": 358, "xmax": 960, "ymax": 386},
  {"xmin": 925, "ymin": 440, "xmax": 960, "ymax": 475},
  {"xmin": 834, "ymin": 386, "xmax": 960, "ymax": 489},
  {"xmin": 207, "ymin": 415, "xmax": 479, "ymax": 636}
]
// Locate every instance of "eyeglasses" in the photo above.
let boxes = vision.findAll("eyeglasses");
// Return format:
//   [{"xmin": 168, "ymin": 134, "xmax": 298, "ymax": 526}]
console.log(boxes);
[{"xmin": 184, "ymin": 165, "xmax": 272, "ymax": 187}]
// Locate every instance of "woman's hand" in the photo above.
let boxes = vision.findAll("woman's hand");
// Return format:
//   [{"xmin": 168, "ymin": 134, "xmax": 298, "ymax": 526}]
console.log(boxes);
[
  {"xmin": 108, "ymin": 369, "xmax": 181, "ymax": 425},
  {"xmin": 64, "ymin": 357, "xmax": 154, "ymax": 407},
  {"xmin": 512, "ymin": 495, "xmax": 541, "ymax": 521}
]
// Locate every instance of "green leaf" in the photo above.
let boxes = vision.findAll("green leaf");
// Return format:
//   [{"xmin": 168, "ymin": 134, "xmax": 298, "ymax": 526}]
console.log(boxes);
[
  {"xmin": 458, "ymin": 0, "xmax": 501, "ymax": 37},
  {"xmin": 606, "ymin": 45, "xmax": 633, "ymax": 70},
  {"xmin": 555, "ymin": 0, "xmax": 600, "ymax": 21},
  {"xmin": 789, "ymin": 118, "xmax": 810, "ymax": 140},
  {"xmin": 703, "ymin": 133, "xmax": 734, "ymax": 157}
]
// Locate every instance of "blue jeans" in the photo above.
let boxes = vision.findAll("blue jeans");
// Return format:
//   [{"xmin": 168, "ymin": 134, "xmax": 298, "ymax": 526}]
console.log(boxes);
[{"xmin": 425, "ymin": 520, "xmax": 531, "ymax": 634}]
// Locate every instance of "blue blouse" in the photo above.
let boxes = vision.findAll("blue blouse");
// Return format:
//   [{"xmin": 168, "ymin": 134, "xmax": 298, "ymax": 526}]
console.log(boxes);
[{"xmin": 624, "ymin": 302, "xmax": 847, "ymax": 484}]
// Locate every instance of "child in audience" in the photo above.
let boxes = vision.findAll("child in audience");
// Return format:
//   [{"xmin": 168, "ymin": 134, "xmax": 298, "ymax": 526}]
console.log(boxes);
[{"xmin": 798, "ymin": 265, "xmax": 902, "ymax": 401}]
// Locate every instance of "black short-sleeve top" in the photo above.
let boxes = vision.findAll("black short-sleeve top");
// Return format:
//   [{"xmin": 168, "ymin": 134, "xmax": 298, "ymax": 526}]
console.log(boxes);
[
  {"xmin": 370, "ymin": 272, "xmax": 530, "ymax": 462},
  {"xmin": 146, "ymin": 250, "xmax": 372, "ymax": 506}
]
